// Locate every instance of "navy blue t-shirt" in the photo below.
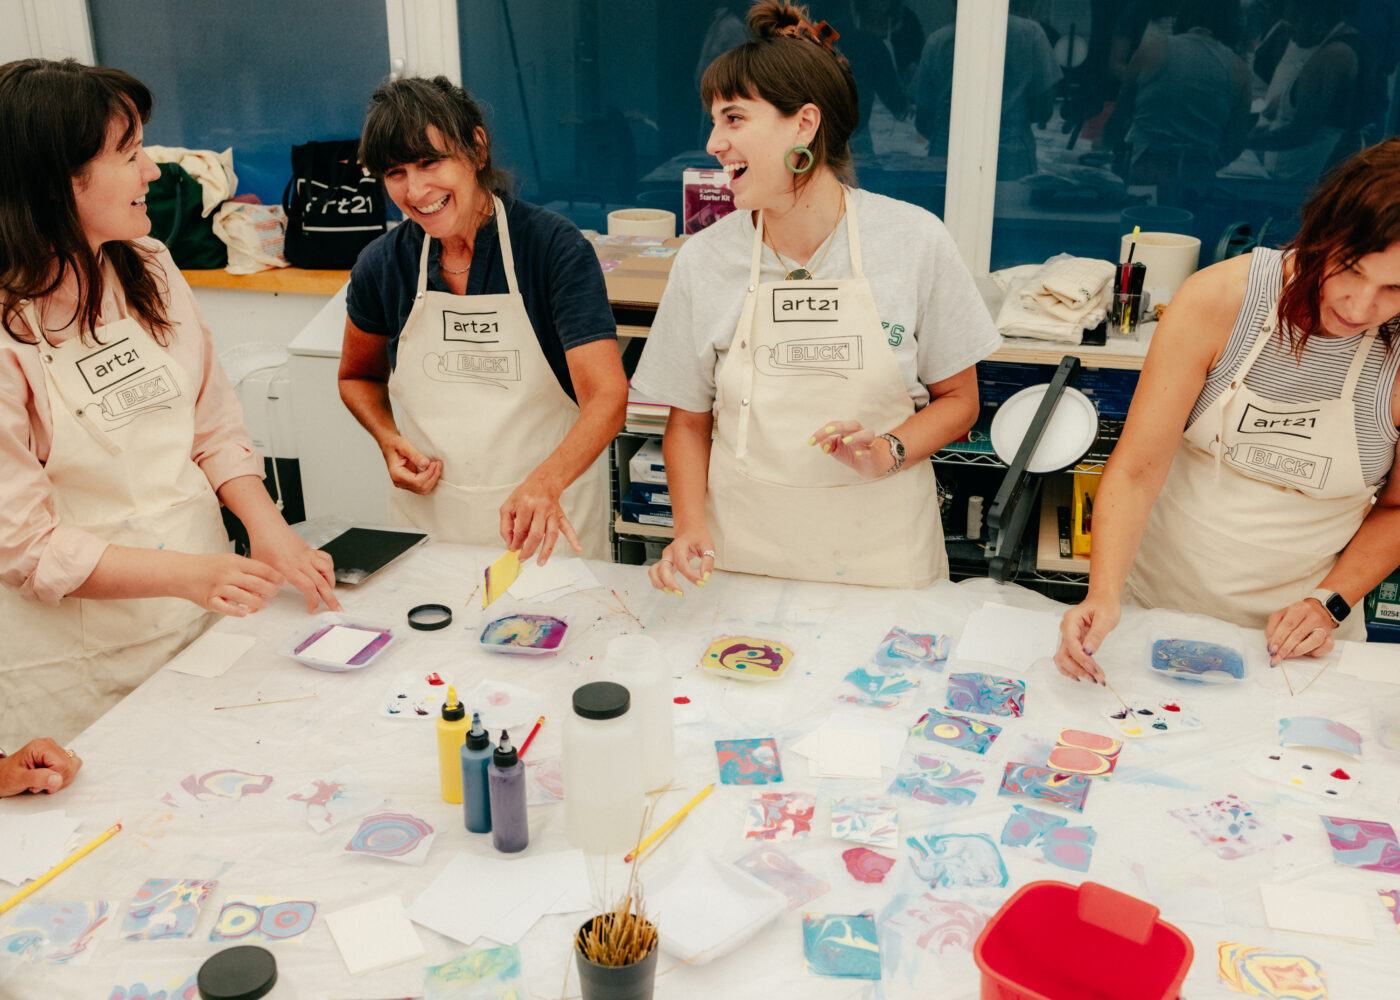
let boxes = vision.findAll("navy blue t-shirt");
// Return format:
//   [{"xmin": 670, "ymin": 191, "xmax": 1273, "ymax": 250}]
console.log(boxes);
[{"xmin": 346, "ymin": 194, "xmax": 615, "ymax": 400}]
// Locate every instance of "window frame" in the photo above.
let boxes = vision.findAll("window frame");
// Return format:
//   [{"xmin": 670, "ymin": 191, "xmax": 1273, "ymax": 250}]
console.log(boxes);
[{"xmin": 51, "ymin": 0, "xmax": 1007, "ymax": 274}]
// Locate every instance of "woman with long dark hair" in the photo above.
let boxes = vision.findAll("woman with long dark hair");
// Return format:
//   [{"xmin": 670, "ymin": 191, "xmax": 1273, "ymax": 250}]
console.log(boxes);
[
  {"xmin": 633, "ymin": 1, "xmax": 998, "ymax": 593},
  {"xmin": 0, "ymin": 60, "xmax": 338, "ymax": 745},
  {"xmin": 1057, "ymin": 138, "xmax": 1400, "ymax": 681}
]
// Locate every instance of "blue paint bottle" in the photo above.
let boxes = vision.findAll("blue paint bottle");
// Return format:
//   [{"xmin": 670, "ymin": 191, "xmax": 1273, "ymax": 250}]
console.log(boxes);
[{"xmin": 460, "ymin": 712, "xmax": 492, "ymax": 833}]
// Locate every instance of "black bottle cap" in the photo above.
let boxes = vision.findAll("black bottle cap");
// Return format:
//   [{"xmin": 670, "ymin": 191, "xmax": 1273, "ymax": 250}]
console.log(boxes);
[
  {"xmin": 198, "ymin": 945, "xmax": 277, "ymax": 1000},
  {"xmin": 572, "ymin": 681, "xmax": 630, "ymax": 720},
  {"xmin": 465, "ymin": 711, "xmax": 490, "ymax": 750},
  {"xmin": 493, "ymin": 730, "xmax": 518, "ymax": 767}
]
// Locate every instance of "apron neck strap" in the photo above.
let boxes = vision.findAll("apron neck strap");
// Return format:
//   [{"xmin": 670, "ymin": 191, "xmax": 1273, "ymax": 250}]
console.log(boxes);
[
  {"xmin": 748, "ymin": 186, "xmax": 860, "ymax": 284},
  {"xmin": 415, "ymin": 194, "xmax": 517, "ymax": 296},
  {"xmin": 1341, "ymin": 329, "xmax": 1380, "ymax": 399},
  {"xmin": 843, "ymin": 188, "xmax": 863, "ymax": 278},
  {"xmin": 749, "ymin": 210, "xmax": 765, "ymax": 286}
]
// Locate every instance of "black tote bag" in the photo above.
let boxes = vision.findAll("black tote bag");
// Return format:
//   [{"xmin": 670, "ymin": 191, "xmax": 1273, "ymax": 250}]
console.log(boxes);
[{"xmin": 282, "ymin": 139, "xmax": 387, "ymax": 269}]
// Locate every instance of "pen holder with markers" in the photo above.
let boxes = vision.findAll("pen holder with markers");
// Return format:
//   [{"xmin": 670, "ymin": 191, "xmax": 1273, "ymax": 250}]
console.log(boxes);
[{"xmin": 1110, "ymin": 262, "xmax": 1147, "ymax": 337}]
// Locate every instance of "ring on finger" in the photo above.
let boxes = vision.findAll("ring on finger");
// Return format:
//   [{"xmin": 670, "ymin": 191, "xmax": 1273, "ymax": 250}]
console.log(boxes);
[
  {"xmin": 701, "ymin": 549, "xmax": 716, "ymax": 558},
  {"xmin": 64, "ymin": 748, "xmax": 75, "ymax": 759}
]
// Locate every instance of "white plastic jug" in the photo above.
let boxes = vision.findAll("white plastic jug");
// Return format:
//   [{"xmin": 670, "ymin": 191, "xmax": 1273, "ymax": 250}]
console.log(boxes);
[{"xmin": 562, "ymin": 681, "xmax": 645, "ymax": 854}]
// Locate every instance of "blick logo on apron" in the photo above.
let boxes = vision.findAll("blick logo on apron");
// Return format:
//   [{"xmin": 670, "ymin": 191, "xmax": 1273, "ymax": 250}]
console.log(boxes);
[
  {"xmin": 76, "ymin": 337, "xmax": 146, "ymax": 394},
  {"xmin": 423, "ymin": 349, "xmax": 521, "ymax": 389},
  {"xmin": 1236, "ymin": 402, "xmax": 1322, "ymax": 440},
  {"xmin": 1223, "ymin": 442, "xmax": 1332, "ymax": 490},
  {"xmin": 442, "ymin": 309, "xmax": 502, "ymax": 343},
  {"xmin": 89, "ymin": 365, "xmax": 181, "ymax": 427},
  {"xmin": 755, "ymin": 335, "xmax": 864, "ymax": 379},
  {"xmin": 771, "ymin": 287, "xmax": 841, "ymax": 323}
]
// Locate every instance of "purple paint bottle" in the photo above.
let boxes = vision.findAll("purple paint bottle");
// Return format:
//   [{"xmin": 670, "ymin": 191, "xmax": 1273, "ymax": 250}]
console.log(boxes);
[{"xmin": 488, "ymin": 730, "xmax": 528, "ymax": 853}]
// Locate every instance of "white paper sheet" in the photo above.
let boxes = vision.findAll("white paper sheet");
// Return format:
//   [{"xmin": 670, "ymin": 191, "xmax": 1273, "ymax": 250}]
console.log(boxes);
[
  {"xmin": 1260, "ymin": 883, "xmax": 1376, "ymax": 942},
  {"xmin": 324, "ymin": 896, "xmax": 424, "ymax": 976},
  {"xmin": 407, "ymin": 849, "xmax": 592, "ymax": 947},
  {"xmin": 953, "ymin": 602, "xmax": 1061, "ymax": 673},
  {"xmin": 1338, "ymin": 641, "xmax": 1400, "ymax": 684},
  {"xmin": 507, "ymin": 558, "xmax": 602, "ymax": 602},
  {"xmin": 300, "ymin": 624, "xmax": 380, "ymax": 666},
  {"xmin": 815, "ymin": 728, "xmax": 883, "ymax": 779},
  {"xmin": 0, "ymin": 810, "xmax": 82, "ymax": 885},
  {"xmin": 165, "ymin": 631, "xmax": 256, "ymax": 678}
]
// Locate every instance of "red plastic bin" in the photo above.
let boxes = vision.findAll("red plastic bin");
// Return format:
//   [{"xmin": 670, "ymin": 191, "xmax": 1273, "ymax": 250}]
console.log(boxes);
[{"xmin": 973, "ymin": 880, "xmax": 1194, "ymax": 1000}]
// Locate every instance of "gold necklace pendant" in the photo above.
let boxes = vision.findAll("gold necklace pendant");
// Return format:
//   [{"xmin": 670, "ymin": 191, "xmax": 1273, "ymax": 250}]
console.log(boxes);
[{"xmin": 784, "ymin": 267, "xmax": 812, "ymax": 281}]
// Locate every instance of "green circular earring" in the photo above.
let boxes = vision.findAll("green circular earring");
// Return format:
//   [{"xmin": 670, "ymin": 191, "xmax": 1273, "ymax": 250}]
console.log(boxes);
[{"xmin": 785, "ymin": 144, "xmax": 815, "ymax": 174}]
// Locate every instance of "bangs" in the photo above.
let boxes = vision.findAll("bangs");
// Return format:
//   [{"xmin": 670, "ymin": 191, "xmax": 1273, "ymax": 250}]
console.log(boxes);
[
  {"xmin": 360, "ymin": 111, "xmax": 446, "ymax": 176},
  {"xmin": 699, "ymin": 44, "xmax": 761, "ymax": 111}
]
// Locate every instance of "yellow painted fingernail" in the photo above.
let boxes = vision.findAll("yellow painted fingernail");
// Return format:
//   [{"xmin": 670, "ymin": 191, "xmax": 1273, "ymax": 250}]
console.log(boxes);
[
  {"xmin": 702, "ymin": 572, "xmax": 711, "ymax": 583},
  {"xmin": 696, "ymin": 579, "xmax": 707, "ymax": 588},
  {"xmin": 855, "ymin": 449, "xmax": 867, "ymax": 457},
  {"xmin": 841, "ymin": 435, "xmax": 853, "ymax": 444},
  {"xmin": 807, "ymin": 436, "xmax": 816, "ymax": 446},
  {"xmin": 824, "ymin": 425, "xmax": 835, "ymax": 434}
]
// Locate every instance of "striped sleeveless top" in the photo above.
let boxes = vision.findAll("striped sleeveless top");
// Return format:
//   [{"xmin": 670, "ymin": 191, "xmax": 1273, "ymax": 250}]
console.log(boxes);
[{"xmin": 1187, "ymin": 248, "xmax": 1400, "ymax": 486}]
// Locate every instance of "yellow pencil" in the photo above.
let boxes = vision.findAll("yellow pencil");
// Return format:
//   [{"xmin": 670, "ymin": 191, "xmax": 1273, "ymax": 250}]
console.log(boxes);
[
  {"xmin": 0, "ymin": 822, "xmax": 121, "ymax": 916},
  {"xmin": 624, "ymin": 784, "xmax": 713, "ymax": 863}
]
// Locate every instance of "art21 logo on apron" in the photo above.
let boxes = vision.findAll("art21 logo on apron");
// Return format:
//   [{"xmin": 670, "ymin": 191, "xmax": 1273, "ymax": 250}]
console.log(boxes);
[{"xmin": 1228, "ymin": 403, "xmax": 1332, "ymax": 490}]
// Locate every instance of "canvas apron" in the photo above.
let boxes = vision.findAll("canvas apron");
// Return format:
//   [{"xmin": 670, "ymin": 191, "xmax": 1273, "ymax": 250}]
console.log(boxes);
[
  {"xmin": 706, "ymin": 193, "xmax": 946, "ymax": 588},
  {"xmin": 1126, "ymin": 308, "xmax": 1379, "ymax": 639},
  {"xmin": 386, "ymin": 196, "xmax": 609, "ymax": 558},
  {"xmin": 0, "ymin": 297, "xmax": 226, "ymax": 745}
]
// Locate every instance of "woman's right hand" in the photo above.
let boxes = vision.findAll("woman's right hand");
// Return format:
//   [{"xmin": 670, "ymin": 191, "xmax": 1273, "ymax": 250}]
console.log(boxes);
[
  {"xmin": 178, "ymin": 553, "xmax": 284, "ymax": 617},
  {"xmin": 647, "ymin": 526, "xmax": 715, "ymax": 596},
  {"xmin": 382, "ymin": 435, "xmax": 443, "ymax": 495},
  {"xmin": 1055, "ymin": 596, "xmax": 1121, "ymax": 685}
]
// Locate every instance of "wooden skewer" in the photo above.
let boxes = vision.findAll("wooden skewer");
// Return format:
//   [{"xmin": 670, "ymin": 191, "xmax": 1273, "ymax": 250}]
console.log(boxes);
[
  {"xmin": 1293, "ymin": 657, "xmax": 1335, "ymax": 697},
  {"xmin": 213, "ymin": 693, "xmax": 317, "ymax": 711},
  {"xmin": 1101, "ymin": 674, "xmax": 1133, "ymax": 715},
  {"xmin": 610, "ymin": 587, "xmax": 645, "ymax": 630},
  {"xmin": 1277, "ymin": 657, "xmax": 1297, "ymax": 697}
]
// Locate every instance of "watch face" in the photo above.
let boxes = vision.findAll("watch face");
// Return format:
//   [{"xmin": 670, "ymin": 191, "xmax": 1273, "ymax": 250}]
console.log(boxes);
[{"xmin": 1325, "ymin": 593, "xmax": 1351, "ymax": 622}]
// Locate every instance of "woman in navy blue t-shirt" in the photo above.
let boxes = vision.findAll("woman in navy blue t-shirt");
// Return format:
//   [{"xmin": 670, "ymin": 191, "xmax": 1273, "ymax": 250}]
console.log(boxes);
[{"xmin": 339, "ymin": 76, "xmax": 626, "ymax": 563}]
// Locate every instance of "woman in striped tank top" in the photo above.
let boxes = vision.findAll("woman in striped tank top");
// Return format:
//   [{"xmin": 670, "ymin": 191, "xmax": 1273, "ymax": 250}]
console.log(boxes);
[{"xmin": 1057, "ymin": 138, "xmax": 1400, "ymax": 684}]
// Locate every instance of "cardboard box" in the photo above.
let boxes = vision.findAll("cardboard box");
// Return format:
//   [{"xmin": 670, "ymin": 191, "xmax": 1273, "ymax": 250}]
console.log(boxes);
[{"xmin": 586, "ymin": 232, "xmax": 686, "ymax": 309}]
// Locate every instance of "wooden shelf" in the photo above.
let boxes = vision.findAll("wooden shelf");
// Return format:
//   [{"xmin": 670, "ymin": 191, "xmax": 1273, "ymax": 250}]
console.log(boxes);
[
  {"xmin": 613, "ymin": 513, "xmax": 673, "ymax": 541},
  {"xmin": 988, "ymin": 326, "xmax": 1155, "ymax": 372},
  {"xmin": 182, "ymin": 267, "xmax": 349, "ymax": 295}
]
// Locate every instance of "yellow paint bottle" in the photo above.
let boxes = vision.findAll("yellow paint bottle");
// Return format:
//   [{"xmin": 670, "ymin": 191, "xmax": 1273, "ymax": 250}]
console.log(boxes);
[{"xmin": 437, "ymin": 685, "xmax": 470, "ymax": 804}]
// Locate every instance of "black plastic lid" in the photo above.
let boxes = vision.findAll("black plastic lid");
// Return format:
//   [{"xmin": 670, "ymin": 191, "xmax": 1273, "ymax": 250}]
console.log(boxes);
[
  {"xmin": 198, "ymin": 945, "xmax": 277, "ymax": 1000},
  {"xmin": 493, "ymin": 729, "xmax": 518, "ymax": 767},
  {"xmin": 441, "ymin": 691, "xmax": 465, "ymax": 722},
  {"xmin": 572, "ymin": 681, "xmax": 630, "ymax": 720},
  {"xmin": 465, "ymin": 711, "xmax": 490, "ymax": 750}
]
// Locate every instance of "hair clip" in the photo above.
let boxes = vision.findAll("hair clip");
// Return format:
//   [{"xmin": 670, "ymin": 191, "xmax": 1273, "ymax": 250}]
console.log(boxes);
[{"xmin": 811, "ymin": 20, "xmax": 840, "ymax": 50}]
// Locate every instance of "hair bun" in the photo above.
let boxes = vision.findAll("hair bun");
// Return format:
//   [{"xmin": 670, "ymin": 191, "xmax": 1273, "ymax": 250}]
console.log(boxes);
[{"xmin": 747, "ymin": 0, "xmax": 812, "ymax": 41}]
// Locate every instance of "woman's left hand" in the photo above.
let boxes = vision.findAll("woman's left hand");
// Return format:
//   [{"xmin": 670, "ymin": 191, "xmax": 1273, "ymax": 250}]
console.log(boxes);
[
  {"xmin": 809, "ymin": 420, "xmax": 896, "ymax": 480},
  {"xmin": 1265, "ymin": 598, "xmax": 1336, "ymax": 666},
  {"xmin": 501, "ymin": 475, "xmax": 581, "ymax": 565},
  {"xmin": 249, "ymin": 523, "xmax": 341, "ymax": 613}
]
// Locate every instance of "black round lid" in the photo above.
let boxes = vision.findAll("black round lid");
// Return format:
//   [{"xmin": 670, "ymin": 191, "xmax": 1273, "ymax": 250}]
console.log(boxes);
[
  {"xmin": 572, "ymin": 681, "xmax": 630, "ymax": 720},
  {"xmin": 198, "ymin": 945, "xmax": 277, "ymax": 1000},
  {"xmin": 493, "ymin": 730, "xmax": 518, "ymax": 767},
  {"xmin": 466, "ymin": 713, "xmax": 490, "ymax": 750}
]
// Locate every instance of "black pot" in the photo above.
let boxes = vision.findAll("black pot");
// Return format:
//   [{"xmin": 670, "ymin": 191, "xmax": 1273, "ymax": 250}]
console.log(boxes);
[{"xmin": 574, "ymin": 916, "xmax": 659, "ymax": 1000}]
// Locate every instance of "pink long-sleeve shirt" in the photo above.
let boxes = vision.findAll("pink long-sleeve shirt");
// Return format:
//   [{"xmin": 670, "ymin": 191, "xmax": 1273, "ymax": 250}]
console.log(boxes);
[{"xmin": 0, "ymin": 241, "xmax": 263, "ymax": 606}]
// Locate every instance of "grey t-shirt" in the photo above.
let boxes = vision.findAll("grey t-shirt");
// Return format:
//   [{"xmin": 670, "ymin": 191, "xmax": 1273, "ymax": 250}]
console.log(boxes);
[{"xmin": 631, "ymin": 188, "xmax": 1001, "ymax": 413}]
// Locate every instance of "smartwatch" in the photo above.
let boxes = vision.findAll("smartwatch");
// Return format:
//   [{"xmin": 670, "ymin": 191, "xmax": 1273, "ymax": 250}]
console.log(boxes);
[
  {"xmin": 877, "ymin": 432, "xmax": 906, "ymax": 474},
  {"xmin": 1308, "ymin": 588, "xmax": 1351, "ymax": 625}
]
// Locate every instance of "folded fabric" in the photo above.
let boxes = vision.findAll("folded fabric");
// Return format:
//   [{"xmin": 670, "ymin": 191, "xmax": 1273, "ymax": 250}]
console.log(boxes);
[
  {"xmin": 146, "ymin": 145, "xmax": 238, "ymax": 217},
  {"xmin": 993, "ymin": 254, "xmax": 1114, "ymax": 344}
]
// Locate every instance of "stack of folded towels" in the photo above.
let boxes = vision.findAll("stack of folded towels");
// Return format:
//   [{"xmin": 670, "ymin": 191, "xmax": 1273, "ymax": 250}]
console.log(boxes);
[{"xmin": 993, "ymin": 254, "xmax": 1116, "ymax": 344}]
